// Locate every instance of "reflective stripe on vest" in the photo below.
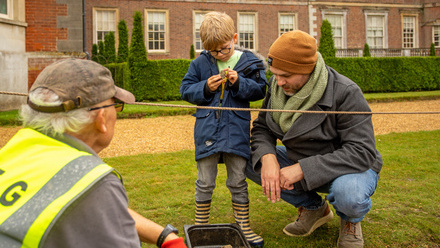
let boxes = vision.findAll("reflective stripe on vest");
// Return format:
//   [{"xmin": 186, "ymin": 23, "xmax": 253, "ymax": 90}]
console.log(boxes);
[{"xmin": 0, "ymin": 128, "xmax": 114, "ymax": 248}]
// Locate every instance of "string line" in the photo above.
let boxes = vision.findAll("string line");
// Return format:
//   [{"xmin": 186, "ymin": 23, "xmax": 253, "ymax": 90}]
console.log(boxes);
[{"xmin": 2, "ymin": 91, "xmax": 440, "ymax": 115}]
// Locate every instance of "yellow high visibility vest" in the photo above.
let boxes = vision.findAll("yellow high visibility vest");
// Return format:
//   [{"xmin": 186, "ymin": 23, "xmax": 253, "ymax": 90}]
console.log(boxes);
[{"xmin": 0, "ymin": 128, "xmax": 116, "ymax": 248}]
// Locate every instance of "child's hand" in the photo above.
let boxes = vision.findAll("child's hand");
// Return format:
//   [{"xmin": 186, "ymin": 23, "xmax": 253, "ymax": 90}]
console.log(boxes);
[
  {"xmin": 207, "ymin": 75, "xmax": 223, "ymax": 92},
  {"xmin": 224, "ymin": 68, "xmax": 238, "ymax": 84}
]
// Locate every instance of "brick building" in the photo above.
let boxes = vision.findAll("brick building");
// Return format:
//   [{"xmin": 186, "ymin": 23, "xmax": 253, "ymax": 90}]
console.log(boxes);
[
  {"xmin": 0, "ymin": 0, "xmax": 439, "ymax": 110},
  {"xmin": 25, "ymin": 0, "xmax": 86, "ymax": 89},
  {"xmin": 86, "ymin": 0, "xmax": 440, "ymax": 60}
]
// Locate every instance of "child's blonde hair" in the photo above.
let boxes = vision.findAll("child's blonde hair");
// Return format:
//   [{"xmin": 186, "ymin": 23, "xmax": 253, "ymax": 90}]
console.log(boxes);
[{"xmin": 200, "ymin": 12, "xmax": 235, "ymax": 51}]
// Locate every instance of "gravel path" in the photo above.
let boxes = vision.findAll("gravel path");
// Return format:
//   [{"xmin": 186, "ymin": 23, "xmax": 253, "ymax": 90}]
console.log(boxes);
[{"xmin": 1, "ymin": 99, "xmax": 439, "ymax": 158}]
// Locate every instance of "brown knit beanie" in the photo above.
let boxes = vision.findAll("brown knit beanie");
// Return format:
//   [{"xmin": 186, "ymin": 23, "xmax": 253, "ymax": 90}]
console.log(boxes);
[{"xmin": 268, "ymin": 30, "xmax": 318, "ymax": 74}]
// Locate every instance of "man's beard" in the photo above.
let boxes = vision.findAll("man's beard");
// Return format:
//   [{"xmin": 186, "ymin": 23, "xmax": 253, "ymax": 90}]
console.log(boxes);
[{"xmin": 283, "ymin": 89, "xmax": 295, "ymax": 97}]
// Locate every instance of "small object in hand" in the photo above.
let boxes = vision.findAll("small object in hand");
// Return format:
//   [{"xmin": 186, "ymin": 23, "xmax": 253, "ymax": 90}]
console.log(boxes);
[{"xmin": 220, "ymin": 70, "xmax": 228, "ymax": 82}]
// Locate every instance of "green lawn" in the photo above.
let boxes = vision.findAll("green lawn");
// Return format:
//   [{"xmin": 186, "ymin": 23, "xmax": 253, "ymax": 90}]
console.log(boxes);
[
  {"xmin": 1, "ymin": 91, "xmax": 440, "ymax": 246},
  {"xmin": 105, "ymin": 130, "xmax": 440, "ymax": 248}
]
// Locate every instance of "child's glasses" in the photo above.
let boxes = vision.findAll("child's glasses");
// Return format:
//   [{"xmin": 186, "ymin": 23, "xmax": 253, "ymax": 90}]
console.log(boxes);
[{"xmin": 209, "ymin": 40, "xmax": 233, "ymax": 56}]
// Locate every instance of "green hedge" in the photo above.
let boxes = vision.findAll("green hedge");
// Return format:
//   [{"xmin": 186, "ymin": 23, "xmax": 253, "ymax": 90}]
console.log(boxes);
[
  {"xmin": 107, "ymin": 62, "xmax": 126, "ymax": 89},
  {"xmin": 123, "ymin": 60, "xmax": 189, "ymax": 101},
  {"xmin": 326, "ymin": 57, "xmax": 440, "ymax": 93},
  {"xmin": 106, "ymin": 57, "xmax": 440, "ymax": 101}
]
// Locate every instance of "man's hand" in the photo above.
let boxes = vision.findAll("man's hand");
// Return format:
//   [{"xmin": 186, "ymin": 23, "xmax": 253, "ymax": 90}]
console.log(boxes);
[
  {"xmin": 261, "ymin": 154, "xmax": 281, "ymax": 203},
  {"xmin": 207, "ymin": 75, "xmax": 223, "ymax": 92},
  {"xmin": 280, "ymin": 163, "xmax": 304, "ymax": 190}
]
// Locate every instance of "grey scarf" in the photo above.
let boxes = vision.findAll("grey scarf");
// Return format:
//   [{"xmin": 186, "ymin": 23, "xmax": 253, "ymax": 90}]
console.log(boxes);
[{"xmin": 271, "ymin": 53, "xmax": 328, "ymax": 133}]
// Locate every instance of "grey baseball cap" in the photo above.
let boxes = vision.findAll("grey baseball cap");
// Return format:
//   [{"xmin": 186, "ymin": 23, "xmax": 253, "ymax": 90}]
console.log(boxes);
[{"xmin": 28, "ymin": 58, "xmax": 135, "ymax": 113}]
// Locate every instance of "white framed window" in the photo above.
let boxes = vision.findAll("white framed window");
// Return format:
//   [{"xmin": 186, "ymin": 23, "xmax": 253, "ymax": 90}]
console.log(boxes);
[
  {"xmin": 365, "ymin": 12, "xmax": 388, "ymax": 49},
  {"xmin": 323, "ymin": 11, "xmax": 347, "ymax": 49},
  {"xmin": 434, "ymin": 26, "xmax": 440, "ymax": 47},
  {"xmin": 279, "ymin": 13, "xmax": 296, "ymax": 36},
  {"xmin": 0, "ymin": 0, "xmax": 11, "ymax": 19},
  {"xmin": 238, "ymin": 12, "xmax": 257, "ymax": 50},
  {"xmin": 193, "ymin": 11, "xmax": 209, "ymax": 51},
  {"xmin": 146, "ymin": 10, "xmax": 168, "ymax": 53},
  {"xmin": 402, "ymin": 15, "xmax": 417, "ymax": 48},
  {"xmin": 93, "ymin": 8, "xmax": 118, "ymax": 44}
]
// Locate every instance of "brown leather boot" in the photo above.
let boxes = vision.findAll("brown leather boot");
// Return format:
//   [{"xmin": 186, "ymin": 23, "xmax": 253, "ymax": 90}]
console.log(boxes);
[
  {"xmin": 283, "ymin": 201, "xmax": 334, "ymax": 237},
  {"xmin": 337, "ymin": 218, "xmax": 364, "ymax": 247}
]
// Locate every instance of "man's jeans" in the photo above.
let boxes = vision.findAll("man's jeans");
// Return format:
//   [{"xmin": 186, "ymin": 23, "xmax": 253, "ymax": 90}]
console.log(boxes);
[{"xmin": 246, "ymin": 146, "xmax": 379, "ymax": 223}]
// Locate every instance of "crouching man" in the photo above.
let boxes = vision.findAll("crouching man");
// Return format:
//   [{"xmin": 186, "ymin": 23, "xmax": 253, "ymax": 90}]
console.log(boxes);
[{"xmin": 246, "ymin": 31, "xmax": 382, "ymax": 247}]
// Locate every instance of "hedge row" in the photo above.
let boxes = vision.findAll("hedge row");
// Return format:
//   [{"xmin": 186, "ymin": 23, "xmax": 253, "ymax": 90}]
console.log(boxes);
[
  {"xmin": 106, "ymin": 57, "xmax": 440, "ymax": 101},
  {"xmin": 325, "ymin": 57, "xmax": 440, "ymax": 93}
]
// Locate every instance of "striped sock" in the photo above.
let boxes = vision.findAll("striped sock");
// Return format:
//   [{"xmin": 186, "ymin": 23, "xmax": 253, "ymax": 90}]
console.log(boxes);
[
  {"xmin": 195, "ymin": 200, "xmax": 211, "ymax": 225},
  {"xmin": 233, "ymin": 201, "xmax": 264, "ymax": 247}
]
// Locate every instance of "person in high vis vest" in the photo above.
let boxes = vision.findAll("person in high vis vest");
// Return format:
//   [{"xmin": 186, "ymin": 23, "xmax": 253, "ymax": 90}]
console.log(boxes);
[{"xmin": 0, "ymin": 59, "xmax": 186, "ymax": 248}]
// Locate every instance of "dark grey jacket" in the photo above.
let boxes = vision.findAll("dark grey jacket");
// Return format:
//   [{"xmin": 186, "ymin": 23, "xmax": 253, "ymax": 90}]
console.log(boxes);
[{"xmin": 250, "ymin": 66, "xmax": 383, "ymax": 191}]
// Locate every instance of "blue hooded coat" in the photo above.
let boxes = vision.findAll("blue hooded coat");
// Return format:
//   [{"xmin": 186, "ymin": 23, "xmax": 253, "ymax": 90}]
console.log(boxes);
[{"xmin": 180, "ymin": 47, "xmax": 267, "ymax": 161}]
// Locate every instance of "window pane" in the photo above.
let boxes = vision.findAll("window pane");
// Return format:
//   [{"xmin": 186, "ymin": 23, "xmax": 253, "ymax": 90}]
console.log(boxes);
[
  {"xmin": 196, "ymin": 41, "xmax": 202, "ymax": 50},
  {"xmin": 194, "ymin": 12, "xmax": 206, "ymax": 50},
  {"xmin": 0, "ymin": 0, "xmax": 7, "ymax": 15},
  {"xmin": 279, "ymin": 14, "xmax": 295, "ymax": 35},
  {"xmin": 147, "ymin": 11, "xmax": 166, "ymax": 51},
  {"xmin": 366, "ymin": 15, "xmax": 385, "ymax": 49},
  {"xmin": 403, "ymin": 16, "xmax": 415, "ymax": 48},
  {"xmin": 434, "ymin": 26, "xmax": 440, "ymax": 47},
  {"xmin": 239, "ymin": 14, "xmax": 255, "ymax": 49},
  {"xmin": 97, "ymin": 31, "xmax": 105, "ymax": 41},
  {"xmin": 324, "ymin": 14, "xmax": 344, "ymax": 49},
  {"xmin": 334, "ymin": 38, "xmax": 341, "ymax": 48},
  {"xmin": 96, "ymin": 10, "xmax": 116, "ymax": 43}
]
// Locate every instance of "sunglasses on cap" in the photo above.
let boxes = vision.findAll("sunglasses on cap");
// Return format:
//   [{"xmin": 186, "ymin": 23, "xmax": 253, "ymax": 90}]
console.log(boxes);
[{"xmin": 88, "ymin": 101, "xmax": 124, "ymax": 112}]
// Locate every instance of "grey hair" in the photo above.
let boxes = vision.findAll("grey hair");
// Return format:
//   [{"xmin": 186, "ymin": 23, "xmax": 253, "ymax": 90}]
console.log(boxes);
[{"xmin": 20, "ymin": 88, "xmax": 96, "ymax": 137}]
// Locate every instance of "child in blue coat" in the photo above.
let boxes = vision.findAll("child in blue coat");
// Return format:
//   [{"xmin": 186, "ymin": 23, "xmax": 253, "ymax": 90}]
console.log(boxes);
[{"xmin": 180, "ymin": 11, "xmax": 267, "ymax": 247}]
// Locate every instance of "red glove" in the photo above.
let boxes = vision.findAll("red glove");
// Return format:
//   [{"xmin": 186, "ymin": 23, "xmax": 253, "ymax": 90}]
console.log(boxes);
[{"xmin": 161, "ymin": 237, "xmax": 187, "ymax": 248}]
